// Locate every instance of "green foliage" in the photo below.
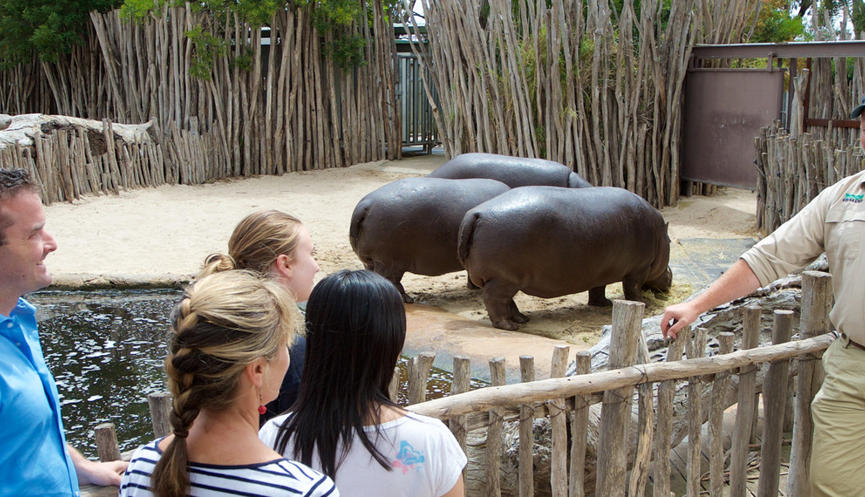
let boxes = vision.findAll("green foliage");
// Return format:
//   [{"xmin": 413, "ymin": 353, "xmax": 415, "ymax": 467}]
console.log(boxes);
[
  {"xmin": 300, "ymin": 0, "xmax": 368, "ymax": 70},
  {"xmin": 119, "ymin": 0, "xmax": 166, "ymax": 21},
  {"xmin": 119, "ymin": 0, "xmax": 391, "ymax": 73},
  {"xmin": 232, "ymin": 47, "xmax": 255, "ymax": 73},
  {"xmin": 185, "ymin": 25, "xmax": 227, "ymax": 81},
  {"xmin": 750, "ymin": 0, "xmax": 805, "ymax": 42},
  {"xmin": 0, "ymin": 0, "xmax": 122, "ymax": 65},
  {"xmin": 853, "ymin": 0, "xmax": 865, "ymax": 35},
  {"xmin": 236, "ymin": 0, "xmax": 282, "ymax": 26}
]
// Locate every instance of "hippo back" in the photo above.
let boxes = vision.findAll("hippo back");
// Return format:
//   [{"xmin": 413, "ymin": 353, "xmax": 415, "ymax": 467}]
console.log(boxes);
[
  {"xmin": 350, "ymin": 177, "xmax": 510, "ymax": 276},
  {"xmin": 430, "ymin": 152, "xmax": 590, "ymax": 188},
  {"xmin": 459, "ymin": 186, "xmax": 669, "ymax": 297}
]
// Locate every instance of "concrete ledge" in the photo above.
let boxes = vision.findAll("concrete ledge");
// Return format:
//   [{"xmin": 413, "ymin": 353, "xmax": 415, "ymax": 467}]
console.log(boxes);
[{"xmin": 49, "ymin": 273, "xmax": 192, "ymax": 290}]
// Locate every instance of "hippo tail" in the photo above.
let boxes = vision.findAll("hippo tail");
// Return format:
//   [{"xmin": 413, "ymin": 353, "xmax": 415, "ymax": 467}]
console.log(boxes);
[
  {"xmin": 348, "ymin": 200, "xmax": 369, "ymax": 253},
  {"xmin": 457, "ymin": 211, "xmax": 480, "ymax": 267}
]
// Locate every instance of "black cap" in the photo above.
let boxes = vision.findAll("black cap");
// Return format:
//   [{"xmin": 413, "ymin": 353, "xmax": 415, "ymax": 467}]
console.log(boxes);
[{"xmin": 852, "ymin": 96, "xmax": 865, "ymax": 119}]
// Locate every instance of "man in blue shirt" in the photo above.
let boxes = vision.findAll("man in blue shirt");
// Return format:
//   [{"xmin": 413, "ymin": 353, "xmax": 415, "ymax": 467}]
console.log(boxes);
[{"xmin": 0, "ymin": 168, "xmax": 127, "ymax": 496}]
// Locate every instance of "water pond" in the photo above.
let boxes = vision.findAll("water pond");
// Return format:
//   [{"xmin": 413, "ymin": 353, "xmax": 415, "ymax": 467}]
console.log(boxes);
[{"xmin": 30, "ymin": 289, "xmax": 485, "ymax": 457}]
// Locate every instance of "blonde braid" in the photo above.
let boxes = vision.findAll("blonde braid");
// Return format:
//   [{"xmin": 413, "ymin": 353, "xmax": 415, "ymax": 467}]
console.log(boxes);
[{"xmin": 150, "ymin": 270, "xmax": 297, "ymax": 497}]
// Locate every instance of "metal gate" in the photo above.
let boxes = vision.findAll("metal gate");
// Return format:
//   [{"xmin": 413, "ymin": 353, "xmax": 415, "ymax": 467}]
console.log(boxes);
[
  {"xmin": 397, "ymin": 53, "xmax": 438, "ymax": 150},
  {"xmin": 682, "ymin": 68, "xmax": 785, "ymax": 189}
]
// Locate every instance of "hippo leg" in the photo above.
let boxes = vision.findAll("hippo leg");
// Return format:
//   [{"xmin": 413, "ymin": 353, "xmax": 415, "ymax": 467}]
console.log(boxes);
[
  {"xmin": 481, "ymin": 279, "xmax": 521, "ymax": 331},
  {"xmin": 509, "ymin": 300, "xmax": 529, "ymax": 324},
  {"xmin": 394, "ymin": 281, "xmax": 414, "ymax": 304},
  {"xmin": 588, "ymin": 286, "xmax": 612, "ymax": 307},
  {"xmin": 622, "ymin": 276, "xmax": 644, "ymax": 302},
  {"xmin": 372, "ymin": 263, "xmax": 414, "ymax": 304},
  {"xmin": 466, "ymin": 271, "xmax": 479, "ymax": 290}
]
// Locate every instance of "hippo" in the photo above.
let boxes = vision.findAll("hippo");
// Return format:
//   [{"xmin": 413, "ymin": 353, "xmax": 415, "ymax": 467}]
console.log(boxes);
[
  {"xmin": 458, "ymin": 186, "xmax": 672, "ymax": 330},
  {"xmin": 349, "ymin": 177, "xmax": 510, "ymax": 303},
  {"xmin": 428, "ymin": 152, "xmax": 591, "ymax": 188}
]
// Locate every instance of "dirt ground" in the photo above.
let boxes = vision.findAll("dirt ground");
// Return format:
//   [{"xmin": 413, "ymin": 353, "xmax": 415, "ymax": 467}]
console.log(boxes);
[{"xmin": 44, "ymin": 152, "xmax": 760, "ymax": 347}]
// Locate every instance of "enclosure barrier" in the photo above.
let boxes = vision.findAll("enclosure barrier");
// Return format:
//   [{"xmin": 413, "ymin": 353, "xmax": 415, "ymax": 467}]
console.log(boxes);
[
  {"xmin": 755, "ymin": 124, "xmax": 865, "ymax": 234},
  {"xmin": 83, "ymin": 271, "xmax": 833, "ymax": 497},
  {"xmin": 1, "ymin": 3, "xmax": 402, "ymax": 180},
  {"xmin": 0, "ymin": 119, "xmax": 228, "ymax": 204}
]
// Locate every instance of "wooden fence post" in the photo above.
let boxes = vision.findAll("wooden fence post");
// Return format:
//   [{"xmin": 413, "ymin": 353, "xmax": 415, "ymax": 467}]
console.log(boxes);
[
  {"xmin": 519, "ymin": 355, "xmax": 535, "ymax": 497},
  {"xmin": 730, "ymin": 305, "xmax": 761, "ymax": 496},
  {"xmin": 389, "ymin": 365, "xmax": 400, "ymax": 402},
  {"xmin": 148, "ymin": 392, "xmax": 172, "ymax": 438},
  {"xmin": 569, "ymin": 351, "xmax": 591, "ymax": 497},
  {"xmin": 686, "ymin": 327, "xmax": 708, "ymax": 497},
  {"xmin": 652, "ymin": 330, "xmax": 686, "ymax": 497},
  {"xmin": 788, "ymin": 270, "xmax": 832, "ymax": 497},
  {"xmin": 408, "ymin": 352, "xmax": 435, "ymax": 405},
  {"xmin": 758, "ymin": 310, "xmax": 794, "ymax": 497},
  {"xmin": 487, "ymin": 357, "xmax": 506, "ymax": 497},
  {"xmin": 550, "ymin": 345, "xmax": 570, "ymax": 497},
  {"xmin": 94, "ymin": 423, "xmax": 121, "ymax": 462},
  {"xmin": 710, "ymin": 332, "xmax": 735, "ymax": 496},
  {"xmin": 595, "ymin": 300, "xmax": 644, "ymax": 497},
  {"xmin": 451, "ymin": 356, "xmax": 471, "ymax": 456}
]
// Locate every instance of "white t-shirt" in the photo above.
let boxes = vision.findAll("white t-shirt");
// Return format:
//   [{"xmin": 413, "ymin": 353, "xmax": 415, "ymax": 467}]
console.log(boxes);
[
  {"xmin": 260, "ymin": 412, "xmax": 467, "ymax": 497},
  {"xmin": 119, "ymin": 438, "xmax": 339, "ymax": 497}
]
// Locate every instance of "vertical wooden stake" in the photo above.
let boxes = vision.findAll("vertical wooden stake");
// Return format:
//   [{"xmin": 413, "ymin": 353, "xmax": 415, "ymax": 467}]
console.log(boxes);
[
  {"xmin": 788, "ymin": 271, "xmax": 832, "ymax": 497},
  {"xmin": 94, "ymin": 422, "xmax": 122, "ymax": 462},
  {"xmin": 730, "ymin": 305, "xmax": 761, "ymax": 496},
  {"xmin": 569, "ymin": 351, "xmax": 591, "ymax": 497},
  {"xmin": 757, "ymin": 310, "xmax": 793, "ymax": 497},
  {"xmin": 710, "ymin": 332, "xmax": 735, "ymax": 496},
  {"xmin": 550, "ymin": 345, "xmax": 570, "ymax": 497},
  {"xmin": 487, "ymin": 357, "xmax": 506, "ymax": 497},
  {"xmin": 148, "ymin": 392, "xmax": 172, "ymax": 439},
  {"xmin": 595, "ymin": 300, "xmax": 643, "ymax": 497},
  {"xmin": 408, "ymin": 352, "xmax": 435, "ymax": 405},
  {"xmin": 519, "ymin": 355, "xmax": 535, "ymax": 497},
  {"xmin": 450, "ymin": 356, "xmax": 471, "ymax": 456}
]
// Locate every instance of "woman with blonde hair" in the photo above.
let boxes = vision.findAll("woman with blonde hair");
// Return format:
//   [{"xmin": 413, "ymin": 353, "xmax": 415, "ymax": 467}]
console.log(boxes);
[
  {"xmin": 119, "ymin": 271, "xmax": 338, "ymax": 497},
  {"xmin": 260, "ymin": 270, "xmax": 466, "ymax": 497},
  {"xmin": 203, "ymin": 209, "xmax": 320, "ymax": 418}
]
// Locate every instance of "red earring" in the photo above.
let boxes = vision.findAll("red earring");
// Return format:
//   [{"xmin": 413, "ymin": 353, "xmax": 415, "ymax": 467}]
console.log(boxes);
[{"xmin": 258, "ymin": 390, "xmax": 267, "ymax": 415}]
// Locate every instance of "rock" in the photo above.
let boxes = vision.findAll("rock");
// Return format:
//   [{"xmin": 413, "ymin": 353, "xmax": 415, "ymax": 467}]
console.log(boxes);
[{"xmin": 0, "ymin": 114, "xmax": 11, "ymax": 131}]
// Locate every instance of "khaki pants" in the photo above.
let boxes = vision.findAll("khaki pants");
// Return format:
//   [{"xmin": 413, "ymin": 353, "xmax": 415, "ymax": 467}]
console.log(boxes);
[{"xmin": 810, "ymin": 339, "xmax": 865, "ymax": 497}]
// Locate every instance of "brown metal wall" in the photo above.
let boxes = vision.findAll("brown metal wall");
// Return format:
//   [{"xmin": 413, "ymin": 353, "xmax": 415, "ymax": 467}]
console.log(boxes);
[{"xmin": 682, "ymin": 69, "xmax": 785, "ymax": 189}]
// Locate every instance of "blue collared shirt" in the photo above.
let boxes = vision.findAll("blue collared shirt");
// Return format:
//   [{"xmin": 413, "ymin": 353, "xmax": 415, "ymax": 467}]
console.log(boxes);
[{"xmin": 0, "ymin": 298, "xmax": 79, "ymax": 497}]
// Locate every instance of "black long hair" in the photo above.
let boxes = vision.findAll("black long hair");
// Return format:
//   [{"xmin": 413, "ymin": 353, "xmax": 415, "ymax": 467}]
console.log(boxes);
[{"xmin": 273, "ymin": 269, "xmax": 406, "ymax": 477}]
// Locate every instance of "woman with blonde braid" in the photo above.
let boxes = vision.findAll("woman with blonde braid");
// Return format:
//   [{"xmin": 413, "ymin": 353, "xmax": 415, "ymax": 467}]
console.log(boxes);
[
  {"xmin": 203, "ymin": 209, "xmax": 319, "ymax": 419},
  {"xmin": 119, "ymin": 271, "xmax": 338, "ymax": 497}
]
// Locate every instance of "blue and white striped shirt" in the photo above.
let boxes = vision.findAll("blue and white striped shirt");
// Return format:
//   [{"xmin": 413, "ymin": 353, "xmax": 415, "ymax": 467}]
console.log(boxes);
[{"xmin": 120, "ymin": 438, "xmax": 339, "ymax": 497}]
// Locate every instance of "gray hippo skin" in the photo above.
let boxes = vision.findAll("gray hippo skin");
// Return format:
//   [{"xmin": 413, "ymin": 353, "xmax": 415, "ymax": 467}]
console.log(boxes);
[
  {"xmin": 458, "ymin": 186, "xmax": 672, "ymax": 330},
  {"xmin": 350, "ymin": 177, "xmax": 510, "ymax": 303},
  {"xmin": 429, "ymin": 152, "xmax": 591, "ymax": 188}
]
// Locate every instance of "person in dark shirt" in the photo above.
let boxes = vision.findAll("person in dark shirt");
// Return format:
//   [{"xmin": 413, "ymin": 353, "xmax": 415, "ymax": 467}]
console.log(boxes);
[{"xmin": 200, "ymin": 210, "xmax": 320, "ymax": 420}]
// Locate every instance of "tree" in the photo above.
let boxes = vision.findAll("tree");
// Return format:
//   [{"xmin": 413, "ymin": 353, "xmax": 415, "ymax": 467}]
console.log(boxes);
[
  {"xmin": 750, "ymin": 0, "xmax": 806, "ymax": 42},
  {"xmin": 0, "ymin": 0, "xmax": 122, "ymax": 66}
]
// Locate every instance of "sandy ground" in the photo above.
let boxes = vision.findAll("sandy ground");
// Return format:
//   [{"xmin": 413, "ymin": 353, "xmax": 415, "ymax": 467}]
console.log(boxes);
[{"xmin": 43, "ymin": 153, "xmax": 760, "ymax": 367}]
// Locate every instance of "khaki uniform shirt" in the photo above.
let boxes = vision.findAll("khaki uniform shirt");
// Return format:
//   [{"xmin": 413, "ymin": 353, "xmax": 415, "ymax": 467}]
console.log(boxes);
[{"xmin": 741, "ymin": 170, "xmax": 865, "ymax": 343}]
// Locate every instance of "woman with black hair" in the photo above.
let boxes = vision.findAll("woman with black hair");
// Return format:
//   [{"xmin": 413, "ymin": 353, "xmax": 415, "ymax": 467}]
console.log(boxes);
[{"xmin": 259, "ymin": 270, "xmax": 466, "ymax": 497}]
